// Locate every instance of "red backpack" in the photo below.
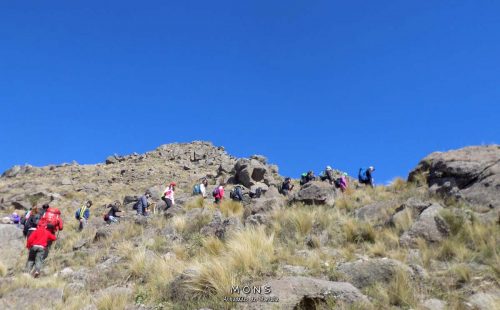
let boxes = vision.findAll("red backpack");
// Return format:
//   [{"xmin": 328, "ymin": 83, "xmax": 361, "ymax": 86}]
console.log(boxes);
[{"xmin": 38, "ymin": 208, "xmax": 62, "ymax": 231}]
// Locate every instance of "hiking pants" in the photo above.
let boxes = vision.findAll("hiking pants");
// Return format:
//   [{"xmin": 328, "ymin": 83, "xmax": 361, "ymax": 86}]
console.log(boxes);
[
  {"xmin": 79, "ymin": 218, "xmax": 87, "ymax": 231},
  {"xmin": 162, "ymin": 197, "xmax": 173, "ymax": 211},
  {"xmin": 26, "ymin": 246, "xmax": 45, "ymax": 273}
]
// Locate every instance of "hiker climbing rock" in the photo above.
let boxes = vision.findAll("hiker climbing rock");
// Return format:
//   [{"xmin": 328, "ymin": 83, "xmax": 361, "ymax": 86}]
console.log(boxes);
[
  {"xmin": 162, "ymin": 182, "xmax": 176, "ymax": 211},
  {"xmin": 193, "ymin": 178, "xmax": 208, "ymax": 198},
  {"xmin": 300, "ymin": 171, "xmax": 316, "ymax": 185},
  {"xmin": 358, "ymin": 166, "xmax": 375, "ymax": 187},
  {"xmin": 75, "ymin": 200, "xmax": 92, "ymax": 231},
  {"xmin": 213, "ymin": 184, "xmax": 225, "ymax": 204},
  {"xmin": 26, "ymin": 223, "xmax": 57, "ymax": 278},
  {"xmin": 280, "ymin": 177, "xmax": 294, "ymax": 196}
]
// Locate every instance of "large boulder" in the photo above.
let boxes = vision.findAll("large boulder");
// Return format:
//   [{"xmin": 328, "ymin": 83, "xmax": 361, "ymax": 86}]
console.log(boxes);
[
  {"xmin": 400, "ymin": 203, "xmax": 450, "ymax": 247},
  {"xmin": 335, "ymin": 258, "xmax": 422, "ymax": 289},
  {"xmin": 0, "ymin": 224, "xmax": 25, "ymax": 270},
  {"xmin": 293, "ymin": 181, "xmax": 336, "ymax": 205},
  {"xmin": 239, "ymin": 276, "xmax": 370, "ymax": 309},
  {"xmin": 409, "ymin": 145, "xmax": 500, "ymax": 212}
]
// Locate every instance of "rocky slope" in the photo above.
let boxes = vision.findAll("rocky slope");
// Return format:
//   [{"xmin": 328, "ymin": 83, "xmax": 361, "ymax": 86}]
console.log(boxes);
[{"xmin": 0, "ymin": 142, "xmax": 498, "ymax": 310}]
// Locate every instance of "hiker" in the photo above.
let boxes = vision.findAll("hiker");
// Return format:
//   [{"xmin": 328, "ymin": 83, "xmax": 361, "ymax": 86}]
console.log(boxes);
[
  {"xmin": 26, "ymin": 223, "xmax": 57, "ymax": 278},
  {"xmin": 280, "ymin": 177, "xmax": 294, "ymax": 196},
  {"xmin": 23, "ymin": 207, "xmax": 41, "ymax": 238},
  {"xmin": 321, "ymin": 166, "xmax": 335, "ymax": 184},
  {"xmin": 300, "ymin": 171, "xmax": 316, "ymax": 185},
  {"xmin": 249, "ymin": 187, "xmax": 263, "ymax": 199},
  {"xmin": 335, "ymin": 173, "xmax": 349, "ymax": 192},
  {"xmin": 358, "ymin": 166, "xmax": 375, "ymax": 187},
  {"xmin": 39, "ymin": 203, "xmax": 50, "ymax": 217},
  {"xmin": 161, "ymin": 182, "xmax": 176, "ymax": 211},
  {"xmin": 75, "ymin": 200, "xmax": 92, "ymax": 231},
  {"xmin": 1, "ymin": 212, "xmax": 20, "ymax": 224},
  {"xmin": 136, "ymin": 192, "xmax": 151, "ymax": 216},
  {"xmin": 213, "ymin": 184, "xmax": 225, "ymax": 204},
  {"xmin": 230, "ymin": 185, "xmax": 244, "ymax": 201},
  {"xmin": 193, "ymin": 178, "xmax": 208, "ymax": 198},
  {"xmin": 105, "ymin": 201, "xmax": 121, "ymax": 224}
]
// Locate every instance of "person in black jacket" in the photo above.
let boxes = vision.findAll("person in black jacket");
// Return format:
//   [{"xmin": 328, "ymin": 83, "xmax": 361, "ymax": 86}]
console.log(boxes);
[{"xmin": 23, "ymin": 206, "xmax": 41, "ymax": 238}]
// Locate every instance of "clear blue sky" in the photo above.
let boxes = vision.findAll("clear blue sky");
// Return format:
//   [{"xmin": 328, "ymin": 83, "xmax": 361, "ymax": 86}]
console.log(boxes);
[{"xmin": 1, "ymin": 1, "xmax": 499, "ymax": 184}]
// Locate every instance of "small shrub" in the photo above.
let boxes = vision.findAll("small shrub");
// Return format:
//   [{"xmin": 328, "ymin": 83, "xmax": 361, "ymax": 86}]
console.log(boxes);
[
  {"xmin": 343, "ymin": 219, "xmax": 376, "ymax": 244},
  {"xmin": 184, "ymin": 196, "xmax": 205, "ymax": 210},
  {"xmin": 387, "ymin": 269, "xmax": 417, "ymax": 307},
  {"xmin": 218, "ymin": 200, "xmax": 244, "ymax": 218}
]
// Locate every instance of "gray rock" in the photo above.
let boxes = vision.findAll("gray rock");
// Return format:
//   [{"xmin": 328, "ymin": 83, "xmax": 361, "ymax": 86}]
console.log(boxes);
[
  {"xmin": 356, "ymin": 200, "xmax": 397, "ymax": 225},
  {"xmin": 244, "ymin": 213, "xmax": 268, "ymax": 226},
  {"xmin": 467, "ymin": 291, "xmax": 500, "ymax": 310},
  {"xmin": 400, "ymin": 203, "xmax": 450, "ymax": 247},
  {"xmin": 293, "ymin": 181, "xmax": 336, "ymax": 205},
  {"xmin": 200, "ymin": 212, "xmax": 242, "ymax": 239},
  {"xmin": 420, "ymin": 298, "xmax": 446, "ymax": 310},
  {"xmin": 283, "ymin": 265, "xmax": 308, "ymax": 275},
  {"xmin": 409, "ymin": 145, "xmax": 500, "ymax": 211},
  {"xmin": 0, "ymin": 224, "xmax": 25, "ymax": 270},
  {"xmin": 0, "ymin": 288, "xmax": 64, "ymax": 309},
  {"xmin": 336, "ymin": 258, "xmax": 419, "ymax": 289},
  {"xmin": 239, "ymin": 276, "xmax": 370, "ymax": 309}
]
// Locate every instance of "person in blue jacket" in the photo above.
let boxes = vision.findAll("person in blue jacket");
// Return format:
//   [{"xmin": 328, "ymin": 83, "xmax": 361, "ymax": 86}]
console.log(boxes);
[{"xmin": 358, "ymin": 166, "xmax": 375, "ymax": 187}]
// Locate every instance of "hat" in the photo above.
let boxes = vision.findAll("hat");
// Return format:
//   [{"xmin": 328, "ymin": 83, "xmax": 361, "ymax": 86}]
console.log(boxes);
[
  {"xmin": 170, "ymin": 182, "xmax": 177, "ymax": 186},
  {"xmin": 369, "ymin": 166, "xmax": 375, "ymax": 171},
  {"xmin": 326, "ymin": 166, "xmax": 332, "ymax": 171},
  {"xmin": 343, "ymin": 172, "xmax": 348, "ymax": 176}
]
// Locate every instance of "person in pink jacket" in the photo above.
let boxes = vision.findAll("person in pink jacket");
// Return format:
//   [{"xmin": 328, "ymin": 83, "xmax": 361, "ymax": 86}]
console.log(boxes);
[
  {"xmin": 213, "ymin": 185, "xmax": 225, "ymax": 205},
  {"xmin": 161, "ymin": 182, "xmax": 176, "ymax": 211}
]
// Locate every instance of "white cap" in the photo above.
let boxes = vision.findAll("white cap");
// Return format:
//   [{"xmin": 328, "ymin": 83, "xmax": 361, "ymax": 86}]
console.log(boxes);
[{"xmin": 326, "ymin": 166, "xmax": 332, "ymax": 170}]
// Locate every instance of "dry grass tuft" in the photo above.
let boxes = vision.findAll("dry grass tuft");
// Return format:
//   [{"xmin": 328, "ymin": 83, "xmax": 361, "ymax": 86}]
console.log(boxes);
[
  {"xmin": 218, "ymin": 200, "xmax": 244, "ymax": 218},
  {"xmin": 0, "ymin": 261, "xmax": 7, "ymax": 277},
  {"xmin": 96, "ymin": 290, "xmax": 130, "ymax": 310}
]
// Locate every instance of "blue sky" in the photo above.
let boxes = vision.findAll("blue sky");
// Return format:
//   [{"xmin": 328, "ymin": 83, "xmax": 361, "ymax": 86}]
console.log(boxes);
[{"xmin": 1, "ymin": 1, "xmax": 499, "ymax": 184}]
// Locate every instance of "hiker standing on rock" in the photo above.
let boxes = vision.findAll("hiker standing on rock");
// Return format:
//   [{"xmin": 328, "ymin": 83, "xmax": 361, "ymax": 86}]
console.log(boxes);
[
  {"xmin": 75, "ymin": 200, "xmax": 92, "ymax": 231},
  {"xmin": 26, "ymin": 224, "xmax": 57, "ymax": 278},
  {"xmin": 161, "ymin": 182, "xmax": 176, "ymax": 211},
  {"xmin": 358, "ymin": 166, "xmax": 375, "ymax": 188},
  {"xmin": 300, "ymin": 171, "xmax": 316, "ymax": 185},
  {"xmin": 335, "ymin": 173, "xmax": 349, "ymax": 192}
]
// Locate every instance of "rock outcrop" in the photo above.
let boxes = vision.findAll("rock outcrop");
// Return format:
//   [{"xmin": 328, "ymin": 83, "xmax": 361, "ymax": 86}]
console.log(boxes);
[
  {"xmin": 293, "ymin": 181, "xmax": 336, "ymax": 205},
  {"xmin": 240, "ymin": 276, "xmax": 370, "ymax": 309},
  {"xmin": 409, "ymin": 145, "xmax": 500, "ymax": 212}
]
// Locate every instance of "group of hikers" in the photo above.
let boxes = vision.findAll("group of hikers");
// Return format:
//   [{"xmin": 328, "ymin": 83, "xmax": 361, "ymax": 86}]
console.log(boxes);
[
  {"xmin": 9, "ymin": 164, "xmax": 375, "ymax": 278},
  {"xmin": 279, "ymin": 165, "xmax": 375, "ymax": 196}
]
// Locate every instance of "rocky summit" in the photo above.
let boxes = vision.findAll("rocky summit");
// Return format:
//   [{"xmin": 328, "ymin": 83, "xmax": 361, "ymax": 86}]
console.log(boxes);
[{"xmin": 0, "ymin": 142, "xmax": 499, "ymax": 310}]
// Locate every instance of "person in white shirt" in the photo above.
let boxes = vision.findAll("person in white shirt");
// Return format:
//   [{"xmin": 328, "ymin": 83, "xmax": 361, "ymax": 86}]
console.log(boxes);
[{"xmin": 161, "ymin": 182, "xmax": 176, "ymax": 211}]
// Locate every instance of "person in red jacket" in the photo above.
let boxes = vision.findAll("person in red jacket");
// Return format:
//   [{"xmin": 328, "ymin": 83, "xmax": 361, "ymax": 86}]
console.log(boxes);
[
  {"xmin": 37, "ymin": 206, "xmax": 63, "ymax": 259},
  {"xmin": 26, "ymin": 224, "xmax": 57, "ymax": 278}
]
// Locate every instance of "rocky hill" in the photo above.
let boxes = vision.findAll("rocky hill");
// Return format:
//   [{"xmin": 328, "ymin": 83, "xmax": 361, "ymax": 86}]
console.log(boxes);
[{"xmin": 0, "ymin": 142, "xmax": 499, "ymax": 310}]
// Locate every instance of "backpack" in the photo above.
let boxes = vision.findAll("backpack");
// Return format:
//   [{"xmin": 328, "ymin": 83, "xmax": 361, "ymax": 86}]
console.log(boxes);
[
  {"xmin": 75, "ymin": 209, "xmax": 81, "ymax": 220},
  {"xmin": 212, "ymin": 187, "xmax": 220, "ymax": 198},
  {"xmin": 193, "ymin": 184, "xmax": 201, "ymax": 195},
  {"xmin": 358, "ymin": 168, "xmax": 368, "ymax": 182},
  {"xmin": 38, "ymin": 208, "xmax": 61, "ymax": 230},
  {"xmin": 132, "ymin": 200, "xmax": 139, "ymax": 210},
  {"xmin": 334, "ymin": 178, "xmax": 341, "ymax": 188}
]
